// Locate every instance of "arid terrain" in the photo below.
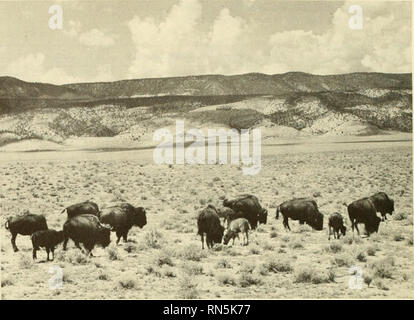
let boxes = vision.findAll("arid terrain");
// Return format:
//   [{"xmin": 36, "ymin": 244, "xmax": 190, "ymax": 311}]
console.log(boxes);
[{"xmin": 1, "ymin": 139, "xmax": 412, "ymax": 299}]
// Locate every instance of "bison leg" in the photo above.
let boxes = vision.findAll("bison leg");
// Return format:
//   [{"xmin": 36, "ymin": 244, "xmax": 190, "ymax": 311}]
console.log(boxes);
[
  {"xmin": 46, "ymin": 248, "xmax": 50, "ymax": 261},
  {"xmin": 328, "ymin": 226, "xmax": 332, "ymax": 240},
  {"xmin": 32, "ymin": 248, "xmax": 37, "ymax": 260},
  {"xmin": 283, "ymin": 217, "xmax": 291, "ymax": 231},
  {"xmin": 245, "ymin": 231, "xmax": 249, "ymax": 246},
  {"xmin": 122, "ymin": 230, "xmax": 128, "ymax": 243},
  {"xmin": 116, "ymin": 231, "xmax": 122, "ymax": 245},
  {"xmin": 63, "ymin": 237, "xmax": 69, "ymax": 251},
  {"xmin": 75, "ymin": 242, "xmax": 82, "ymax": 251},
  {"xmin": 354, "ymin": 223, "xmax": 360, "ymax": 236},
  {"xmin": 200, "ymin": 233, "xmax": 205, "ymax": 250},
  {"xmin": 11, "ymin": 233, "xmax": 18, "ymax": 252},
  {"xmin": 51, "ymin": 247, "xmax": 55, "ymax": 261}
]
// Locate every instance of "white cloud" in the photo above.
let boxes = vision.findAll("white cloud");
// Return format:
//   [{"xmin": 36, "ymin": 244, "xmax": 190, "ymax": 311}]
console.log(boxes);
[
  {"xmin": 79, "ymin": 29, "xmax": 115, "ymax": 47},
  {"xmin": 265, "ymin": 1, "xmax": 411, "ymax": 74},
  {"xmin": 63, "ymin": 20, "xmax": 82, "ymax": 38},
  {"xmin": 128, "ymin": 0, "xmax": 411, "ymax": 78},
  {"xmin": 5, "ymin": 53, "xmax": 113, "ymax": 84}
]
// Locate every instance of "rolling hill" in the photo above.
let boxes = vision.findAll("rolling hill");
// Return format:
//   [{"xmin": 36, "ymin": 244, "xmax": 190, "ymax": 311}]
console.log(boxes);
[{"xmin": 0, "ymin": 72, "xmax": 411, "ymax": 147}]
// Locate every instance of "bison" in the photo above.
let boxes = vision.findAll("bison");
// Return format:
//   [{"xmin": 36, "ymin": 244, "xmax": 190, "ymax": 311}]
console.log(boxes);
[
  {"xmin": 197, "ymin": 205, "xmax": 224, "ymax": 249},
  {"xmin": 223, "ymin": 194, "xmax": 267, "ymax": 229},
  {"xmin": 347, "ymin": 198, "xmax": 381, "ymax": 237},
  {"xmin": 5, "ymin": 212, "xmax": 48, "ymax": 252},
  {"xmin": 328, "ymin": 212, "xmax": 346, "ymax": 240},
  {"xmin": 61, "ymin": 200, "xmax": 100, "ymax": 220},
  {"xmin": 276, "ymin": 198, "xmax": 324, "ymax": 231},
  {"xmin": 31, "ymin": 229, "xmax": 65, "ymax": 261},
  {"xmin": 223, "ymin": 218, "xmax": 250, "ymax": 246},
  {"xmin": 63, "ymin": 214, "xmax": 111, "ymax": 256},
  {"xmin": 369, "ymin": 192, "xmax": 394, "ymax": 221},
  {"xmin": 100, "ymin": 202, "xmax": 147, "ymax": 244}
]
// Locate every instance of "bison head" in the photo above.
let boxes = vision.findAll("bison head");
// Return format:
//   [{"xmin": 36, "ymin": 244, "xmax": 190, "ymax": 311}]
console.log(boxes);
[
  {"xmin": 132, "ymin": 207, "xmax": 147, "ymax": 228},
  {"xmin": 367, "ymin": 216, "xmax": 381, "ymax": 234},
  {"xmin": 98, "ymin": 225, "xmax": 111, "ymax": 248},
  {"xmin": 223, "ymin": 230, "xmax": 236, "ymax": 245},
  {"xmin": 212, "ymin": 224, "xmax": 224, "ymax": 244},
  {"xmin": 258, "ymin": 208, "xmax": 268, "ymax": 224},
  {"xmin": 340, "ymin": 225, "xmax": 347, "ymax": 237},
  {"xmin": 310, "ymin": 213, "xmax": 324, "ymax": 231}
]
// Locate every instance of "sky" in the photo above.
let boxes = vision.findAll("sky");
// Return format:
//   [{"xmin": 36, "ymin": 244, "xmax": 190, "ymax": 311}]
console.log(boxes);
[{"xmin": 0, "ymin": 0, "xmax": 411, "ymax": 84}]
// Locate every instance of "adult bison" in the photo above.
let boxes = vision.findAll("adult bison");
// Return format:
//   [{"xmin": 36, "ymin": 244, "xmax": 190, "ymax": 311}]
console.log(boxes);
[
  {"xmin": 223, "ymin": 194, "xmax": 267, "ymax": 229},
  {"xmin": 276, "ymin": 198, "xmax": 324, "ymax": 231},
  {"xmin": 5, "ymin": 212, "xmax": 48, "ymax": 252},
  {"xmin": 100, "ymin": 203, "xmax": 147, "ymax": 244},
  {"xmin": 369, "ymin": 192, "xmax": 394, "ymax": 221},
  {"xmin": 63, "ymin": 214, "xmax": 111, "ymax": 256},
  {"xmin": 346, "ymin": 198, "xmax": 381, "ymax": 237},
  {"xmin": 61, "ymin": 201, "xmax": 100, "ymax": 220},
  {"xmin": 197, "ymin": 205, "xmax": 224, "ymax": 249}
]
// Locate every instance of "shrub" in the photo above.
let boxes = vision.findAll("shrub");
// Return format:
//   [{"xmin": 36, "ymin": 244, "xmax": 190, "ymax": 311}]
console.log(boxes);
[
  {"xmin": 154, "ymin": 250, "xmax": 175, "ymax": 267},
  {"xmin": 66, "ymin": 250, "xmax": 90, "ymax": 264},
  {"xmin": 182, "ymin": 262, "xmax": 203, "ymax": 276},
  {"xmin": 332, "ymin": 253, "xmax": 353, "ymax": 267},
  {"xmin": 325, "ymin": 242, "xmax": 343, "ymax": 253},
  {"xmin": 145, "ymin": 265, "xmax": 162, "ymax": 277},
  {"xmin": 363, "ymin": 273, "xmax": 373, "ymax": 287},
  {"xmin": 289, "ymin": 241, "xmax": 303, "ymax": 249},
  {"xmin": 393, "ymin": 212, "xmax": 408, "ymax": 221},
  {"xmin": 355, "ymin": 251, "xmax": 367, "ymax": 262},
  {"xmin": 124, "ymin": 243, "xmax": 137, "ymax": 253},
  {"xmin": 261, "ymin": 258, "xmax": 293, "ymax": 273},
  {"xmin": 216, "ymin": 272, "xmax": 236, "ymax": 286},
  {"xmin": 269, "ymin": 231, "xmax": 278, "ymax": 238},
  {"xmin": 97, "ymin": 272, "xmax": 109, "ymax": 281},
  {"xmin": 18, "ymin": 254, "xmax": 33, "ymax": 269},
  {"xmin": 106, "ymin": 244, "xmax": 121, "ymax": 261},
  {"xmin": 144, "ymin": 229, "xmax": 163, "ymax": 249},
  {"xmin": 117, "ymin": 273, "xmax": 137, "ymax": 289},
  {"xmin": 215, "ymin": 258, "xmax": 232, "ymax": 269},
  {"xmin": 294, "ymin": 266, "xmax": 335, "ymax": 284},
  {"xmin": 178, "ymin": 276, "xmax": 199, "ymax": 299},
  {"xmin": 366, "ymin": 244, "xmax": 379, "ymax": 256},
  {"xmin": 371, "ymin": 257, "xmax": 395, "ymax": 279},
  {"xmin": 393, "ymin": 234, "xmax": 405, "ymax": 242},
  {"xmin": 1, "ymin": 277, "xmax": 14, "ymax": 287},
  {"xmin": 162, "ymin": 267, "xmax": 176, "ymax": 278},
  {"xmin": 238, "ymin": 272, "xmax": 263, "ymax": 287},
  {"xmin": 180, "ymin": 244, "xmax": 206, "ymax": 262},
  {"xmin": 249, "ymin": 246, "xmax": 260, "ymax": 255}
]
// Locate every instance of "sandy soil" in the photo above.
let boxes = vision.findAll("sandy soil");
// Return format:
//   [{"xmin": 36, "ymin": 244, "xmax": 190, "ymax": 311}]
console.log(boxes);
[{"xmin": 0, "ymin": 138, "xmax": 413, "ymax": 299}]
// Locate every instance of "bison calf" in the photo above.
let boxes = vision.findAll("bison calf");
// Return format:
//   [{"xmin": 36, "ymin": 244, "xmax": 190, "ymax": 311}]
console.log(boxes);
[
  {"xmin": 31, "ymin": 229, "xmax": 65, "ymax": 261},
  {"xmin": 223, "ymin": 218, "xmax": 250, "ymax": 246},
  {"xmin": 328, "ymin": 212, "xmax": 346, "ymax": 240},
  {"xmin": 197, "ymin": 205, "xmax": 224, "ymax": 249}
]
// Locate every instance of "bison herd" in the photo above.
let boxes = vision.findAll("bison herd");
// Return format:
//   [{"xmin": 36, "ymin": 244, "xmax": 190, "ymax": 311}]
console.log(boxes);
[
  {"xmin": 4, "ymin": 200, "xmax": 147, "ymax": 260},
  {"xmin": 4, "ymin": 191, "xmax": 395, "ymax": 261},
  {"xmin": 197, "ymin": 192, "xmax": 394, "ymax": 249}
]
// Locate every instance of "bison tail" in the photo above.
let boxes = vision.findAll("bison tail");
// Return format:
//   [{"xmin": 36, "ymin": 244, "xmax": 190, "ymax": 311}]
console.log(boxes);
[
  {"xmin": 60, "ymin": 208, "xmax": 66, "ymax": 215},
  {"xmin": 276, "ymin": 206, "xmax": 280, "ymax": 219},
  {"xmin": 4, "ymin": 219, "xmax": 9, "ymax": 230},
  {"xmin": 342, "ymin": 202, "xmax": 348, "ymax": 207}
]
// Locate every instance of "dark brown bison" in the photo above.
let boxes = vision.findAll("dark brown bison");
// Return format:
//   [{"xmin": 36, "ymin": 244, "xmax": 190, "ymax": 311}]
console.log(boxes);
[
  {"xmin": 100, "ymin": 203, "xmax": 147, "ymax": 244},
  {"xmin": 31, "ymin": 229, "xmax": 65, "ymax": 261},
  {"xmin": 5, "ymin": 213, "xmax": 48, "ymax": 252},
  {"xmin": 223, "ymin": 194, "xmax": 267, "ymax": 229},
  {"xmin": 197, "ymin": 205, "xmax": 224, "ymax": 249},
  {"xmin": 276, "ymin": 198, "xmax": 324, "ymax": 231},
  {"xmin": 223, "ymin": 218, "xmax": 250, "ymax": 246},
  {"xmin": 369, "ymin": 192, "xmax": 394, "ymax": 221},
  {"xmin": 328, "ymin": 212, "xmax": 346, "ymax": 240},
  {"xmin": 61, "ymin": 201, "xmax": 100, "ymax": 220},
  {"xmin": 346, "ymin": 198, "xmax": 381, "ymax": 237},
  {"xmin": 63, "ymin": 214, "xmax": 111, "ymax": 256}
]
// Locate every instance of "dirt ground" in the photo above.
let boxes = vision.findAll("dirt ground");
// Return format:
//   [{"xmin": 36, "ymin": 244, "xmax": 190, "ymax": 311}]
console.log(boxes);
[{"xmin": 0, "ymin": 139, "xmax": 413, "ymax": 299}]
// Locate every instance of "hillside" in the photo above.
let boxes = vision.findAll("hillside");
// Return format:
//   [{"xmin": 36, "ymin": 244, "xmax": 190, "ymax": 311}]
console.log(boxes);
[{"xmin": 0, "ymin": 72, "xmax": 411, "ymax": 147}]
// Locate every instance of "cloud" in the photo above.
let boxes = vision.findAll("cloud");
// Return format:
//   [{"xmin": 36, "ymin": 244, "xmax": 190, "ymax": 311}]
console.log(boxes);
[
  {"xmin": 79, "ymin": 29, "xmax": 115, "ymax": 47},
  {"xmin": 5, "ymin": 53, "xmax": 113, "ymax": 84},
  {"xmin": 63, "ymin": 20, "xmax": 82, "ymax": 38},
  {"xmin": 265, "ymin": 1, "xmax": 411, "ymax": 74},
  {"xmin": 128, "ymin": 0, "xmax": 410, "ymax": 78}
]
